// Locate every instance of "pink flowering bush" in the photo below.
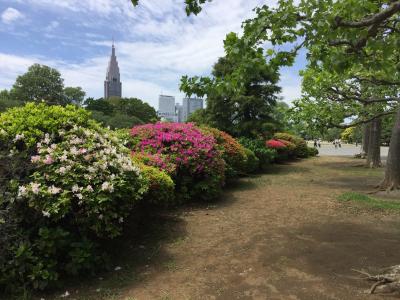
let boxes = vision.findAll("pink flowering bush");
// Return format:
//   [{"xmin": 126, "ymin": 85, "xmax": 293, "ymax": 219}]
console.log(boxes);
[
  {"xmin": 266, "ymin": 139, "xmax": 287, "ymax": 149},
  {"xmin": 129, "ymin": 122, "xmax": 225, "ymax": 201}
]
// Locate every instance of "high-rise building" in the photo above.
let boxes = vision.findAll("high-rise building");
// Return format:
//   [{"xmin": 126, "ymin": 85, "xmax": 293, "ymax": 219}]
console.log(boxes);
[
  {"xmin": 158, "ymin": 95, "xmax": 176, "ymax": 122},
  {"xmin": 182, "ymin": 97, "xmax": 204, "ymax": 122},
  {"xmin": 175, "ymin": 103, "xmax": 184, "ymax": 123},
  {"xmin": 104, "ymin": 43, "xmax": 122, "ymax": 99}
]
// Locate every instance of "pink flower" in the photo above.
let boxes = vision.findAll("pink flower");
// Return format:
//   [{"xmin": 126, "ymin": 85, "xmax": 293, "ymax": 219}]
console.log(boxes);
[
  {"xmin": 31, "ymin": 155, "xmax": 41, "ymax": 163},
  {"xmin": 43, "ymin": 155, "xmax": 53, "ymax": 165}
]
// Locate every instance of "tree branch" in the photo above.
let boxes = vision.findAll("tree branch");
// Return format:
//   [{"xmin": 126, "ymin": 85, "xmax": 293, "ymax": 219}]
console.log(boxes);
[
  {"xmin": 331, "ymin": 110, "xmax": 396, "ymax": 129},
  {"xmin": 334, "ymin": 1, "xmax": 400, "ymax": 28}
]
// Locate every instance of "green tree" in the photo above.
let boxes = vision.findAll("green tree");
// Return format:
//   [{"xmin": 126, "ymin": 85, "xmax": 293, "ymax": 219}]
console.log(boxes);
[
  {"xmin": 85, "ymin": 97, "xmax": 158, "ymax": 129},
  {"xmin": 0, "ymin": 90, "xmax": 23, "ymax": 112},
  {"xmin": 181, "ymin": 33, "xmax": 281, "ymax": 138},
  {"xmin": 10, "ymin": 64, "xmax": 66, "ymax": 105},
  {"xmin": 64, "ymin": 87, "xmax": 86, "ymax": 107}
]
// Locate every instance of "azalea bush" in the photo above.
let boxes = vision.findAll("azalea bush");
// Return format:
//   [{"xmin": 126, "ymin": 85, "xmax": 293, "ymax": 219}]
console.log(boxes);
[
  {"xmin": 0, "ymin": 104, "xmax": 146, "ymax": 293},
  {"xmin": 238, "ymin": 137, "xmax": 277, "ymax": 169},
  {"xmin": 273, "ymin": 132, "xmax": 309, "ymax": 158},
  {"xmin": 201, "ymin": 126, "xmax": 248, "ymax": 178},
  {"xmin": 129, "ymin": 122, "xmax": 225, "ymax": 201},
  {"xmin": 132, "ymin": 154, "xmax": 175, "ymax": 207}
]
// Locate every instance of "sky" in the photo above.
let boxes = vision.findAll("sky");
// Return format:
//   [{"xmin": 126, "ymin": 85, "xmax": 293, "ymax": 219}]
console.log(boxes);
[{"xmin": 0, "ymin": 0, "xmax": 305, "ymax": 109}]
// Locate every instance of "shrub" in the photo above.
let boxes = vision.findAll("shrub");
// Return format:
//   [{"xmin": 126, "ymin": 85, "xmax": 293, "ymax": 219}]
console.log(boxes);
[
  {"xmin": 238, "ymin": 137, "xmax": 277, "ymax": 169},
  {"xmin": 132, "ymin": 154, "xmax": 175, "ymax": 207},
  {"xmin": 0, "ymin": 104, "xmax": 146, "ymax": 292},
  {"xmin": 243, "ymin": 148, "xmax": 259, "ymax": 173},
  {"xmin": 130, "ymin": 123, "xmax": 225, "ymax": 202},
  {"xmin": 273, "ymin": 132, "xmax": 308, "ymax": 158},
  {"xmin": 200, "ymin": 126, "xmax": 247, "ymax": 178},
  {"xmin": 266, "ymin": 139, "xmax": 287, "ymax": 149},
  {"xmin": 307, "ymin": 147, "xmax": 319, "ymax": 157}
]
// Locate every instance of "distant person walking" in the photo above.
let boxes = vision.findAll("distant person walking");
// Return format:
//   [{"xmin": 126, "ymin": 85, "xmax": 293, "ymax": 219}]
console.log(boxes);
[
  {"xmin": 318, "ymin": 139, "xmax": 321, "ymax": 148},
  {"xmin": 314, "ymin": 139, "xmax": 318, "ymax": 148},
  {"xmin": 333, "ymin": 139, "xmax": 338, "ymax": 149},
  {"xmin": 338, "ymin": 139, "xmax": 342, "ymax": 148}
]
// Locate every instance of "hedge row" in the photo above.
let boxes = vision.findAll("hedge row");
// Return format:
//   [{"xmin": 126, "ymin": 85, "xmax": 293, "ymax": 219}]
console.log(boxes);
[{"xmin": 0, "ymin": 104, "xmax": 316, "ymax": 295}]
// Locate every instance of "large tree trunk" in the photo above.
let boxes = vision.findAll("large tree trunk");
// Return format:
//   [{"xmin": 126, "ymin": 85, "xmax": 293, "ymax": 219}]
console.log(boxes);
[
  {"xmin": 362, "ymin": 122, "xmax": 371, "ymax": 157},
  {"xmin": 366, "ymin": 118, "xmax": 382, "ymax": 168},
  {"xmin": 380, "ymin": 108, "xmax": 400, "ymax": 190}
]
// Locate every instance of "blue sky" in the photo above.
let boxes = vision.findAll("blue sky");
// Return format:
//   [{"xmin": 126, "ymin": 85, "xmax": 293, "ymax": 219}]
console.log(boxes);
[{"xmin": 0, "ymin": 0, "xmax": 305, "ymax": 109}]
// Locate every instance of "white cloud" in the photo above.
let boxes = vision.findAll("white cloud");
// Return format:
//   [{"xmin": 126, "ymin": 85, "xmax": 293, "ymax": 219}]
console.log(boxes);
[
  {"xmin": 45, "ymin": 21, "xmax": 59, "ymax": 32},
  {"xmin": 0, "ymin": 0, "xmax": 304, "ymax": 109},
  {"xmin": 1, "ymin": 7, "xmax": 24, "ymax": 24}
]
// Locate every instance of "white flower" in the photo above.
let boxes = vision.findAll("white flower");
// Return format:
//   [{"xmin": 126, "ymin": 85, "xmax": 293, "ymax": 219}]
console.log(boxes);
[
  {"xmin": 76, "ymin": 193, "xmax": 83, "ymax": 200},
  {"xmin": 43, "ymin": 133, "xmax": 51, "ymax": 144},
  {"xmin": 30, "ymin": 182, "xmax": 41, "ymax": 194},
  {"xmin": 13, "ymin": 133, "xmax": 24, "ymax": 142},
  {"xmin": 0, "ymin": 129, "xmax": 7, "ymax": 136},
  {"xmin": 72, "ymin": 185, "xmax": 80, "ymax": 193},
  {"xmin": 31, "ymin": 155, "xmax": 41, "ymax": 163},
  {"xmin": 60, "ymin": 291, "xmax": 70, "ymax": 298},
  {"xmin": 60, "ymin": 153, "xmax": 68, "ymax": 162},
  {"xmin": 86, "ymin": 185, "xmax": 94, "ymax": 192},
  {"xmin": 118, "ymin": 217, "xmax": 124, "ymax": 223},
  {"xmin": 50, "ymin": 143, "xmax": 57, "ymax": 150},
  {"xmin": 37, "ymin": 142, "xmax": 42, "ymax": 149},
  {"xmin": 88, "ymin": 166, "xmax": 96, "ymax": 173},
  {"xmin": 70, "ymin": 146, "xmax": 79, "ymax": 156},
  {"xmin": 101, "ymin": 181, "xmax": 113, "ymax": 192},
  {"xmin": 18, "ymin": 186, "xmax": 27, "ymax": 197},
  {"xmin": 98, "ymin": 214, "xmax": 103, "ymax": 220},
  {"xmin": 57, "ymin": 167, "xmax": 67, "ymax": 174},
  {"xmin": 42, "ymin": 210, "xmax": 51, "ymax": 218},
  {"xmin": 48, "ymin": 186, "xmax": 61, "ymax": 195}
]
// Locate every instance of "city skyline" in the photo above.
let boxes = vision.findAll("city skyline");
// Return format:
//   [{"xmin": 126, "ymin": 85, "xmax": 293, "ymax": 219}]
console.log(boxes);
[{"xmin": 0, "ymin": 0, "xmax": 305, "ymax": 111}]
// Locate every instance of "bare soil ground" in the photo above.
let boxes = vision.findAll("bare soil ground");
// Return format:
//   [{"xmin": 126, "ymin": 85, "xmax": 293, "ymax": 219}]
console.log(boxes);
[{"xmin": 39, "ymin": 156, "xmax": 400, "ymax": 300}]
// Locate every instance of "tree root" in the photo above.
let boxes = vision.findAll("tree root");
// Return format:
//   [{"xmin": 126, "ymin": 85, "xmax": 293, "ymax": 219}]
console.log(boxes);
[{"xmin": 353, "ymin": 265, "xmax": 400, "ymax": 294}]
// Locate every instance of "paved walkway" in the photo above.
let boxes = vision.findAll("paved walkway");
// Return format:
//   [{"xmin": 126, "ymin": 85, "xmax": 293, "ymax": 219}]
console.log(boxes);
[{"xmin": 308, "ymin": 142, "xmax": 389, "ymax": 158}]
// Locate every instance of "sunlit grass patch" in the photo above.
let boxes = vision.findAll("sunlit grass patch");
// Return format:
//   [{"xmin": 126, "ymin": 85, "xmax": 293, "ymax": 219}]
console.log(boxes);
[{"xmin": 338, "ymin": 192, "xmax": 400, "ymax": 211}]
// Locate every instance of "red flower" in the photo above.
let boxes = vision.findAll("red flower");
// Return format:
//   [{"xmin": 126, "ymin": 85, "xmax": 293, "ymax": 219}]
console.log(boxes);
[{"xmin": 266, "ymin": 139, "xmax": 286, "ymax": 149}]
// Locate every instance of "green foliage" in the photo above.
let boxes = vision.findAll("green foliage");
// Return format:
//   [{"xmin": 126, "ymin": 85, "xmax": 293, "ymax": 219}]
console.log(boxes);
[
  {"xmin": 132, "ymin": 157, "xmax": 175, "ymax": 207},
  {"xmin": 131, "ymin": 0, "xmax": 208, "ymax": 16},
  {"xmin": 0, "ymin": 104, "xmax": 146, "ymax": 293},
  {"xmin": 307, "ymin": 147, "xmax": 319, "ymax": 157},
  {"xmin": 243, "ymin": 148, "xmax": 259, "ymax": 173},
  {"xmin": 85, "ymin": 97, "xmax": 158, "ymax": 129},
  {"xmin": 273, "ymin": 132, "xmax": 309, "ymax": 158},
  {"xmin": 64, "ymin": 87, "xmax": 86, "ymax": 107},
  {"xmin": 181, "ymin": 33, "xmax": 281, "ymax": 138},
  {"xmin": 0, "ymin": 89, "xmax": 23, "ymax": 112},
  {"xmin": 10, "ymin": 64, "xmax": 66, "ymax": 105},
  {"xmin": 186, "ymin": 108, "xmax": 209, "ymax": 125},
  {"xmin": 90, "ymin": 110, "xmax": 145, "ymax": 129},
  {"xmin": 200, "ymin": 126, "xmax": 248, "ymax": 178},
  {"xmin": 338, "ymin": 192, "xmax": 400, "ymax": 211},
  {"xmin": 238, "ymin": 137, "xmax": 276, "ymax": 169},
  {"xmin": 0, "ymin": 102, "xmax": 93, "ymax": 148}
]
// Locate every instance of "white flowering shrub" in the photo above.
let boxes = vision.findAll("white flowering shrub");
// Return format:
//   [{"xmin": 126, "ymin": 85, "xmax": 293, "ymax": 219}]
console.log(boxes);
[
  {"xmin": 0, "ymin": 104, "xmax": 148, "ymax": 293},
  {"xmin": 19, "ymin": 126, "xmax": 146, "ymax": 237}
]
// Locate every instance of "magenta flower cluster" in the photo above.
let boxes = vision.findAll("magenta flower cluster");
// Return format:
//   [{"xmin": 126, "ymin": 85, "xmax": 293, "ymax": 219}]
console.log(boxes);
[{"xmin": 130, "ymin": 122, "xmax": 224, "ymax": 177}]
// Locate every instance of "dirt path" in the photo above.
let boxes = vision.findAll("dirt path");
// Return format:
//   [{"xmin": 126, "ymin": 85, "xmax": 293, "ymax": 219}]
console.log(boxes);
[{"xmin": 48, "ymin": 156, "xmax": 400, "ymax": 300}]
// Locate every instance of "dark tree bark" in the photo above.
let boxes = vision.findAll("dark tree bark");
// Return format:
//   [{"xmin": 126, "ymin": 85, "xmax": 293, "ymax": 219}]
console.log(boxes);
[
  {"xmin": 380, "ymin": 107, "xmax": 400, "ymax": 190},
  {"xmin": 362, "ymin": 122, "xmax": 371, "ymax": 157},
  {"xmin": 366, "ymin": 118, "xmax": 382, "ymax": 168}
]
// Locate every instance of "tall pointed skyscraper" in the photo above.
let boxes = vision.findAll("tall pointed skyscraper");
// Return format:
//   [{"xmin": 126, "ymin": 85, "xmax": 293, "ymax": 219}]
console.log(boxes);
[{"xmin": 104, "ymin": 42, "xmax": 122, "ymax": 98}]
